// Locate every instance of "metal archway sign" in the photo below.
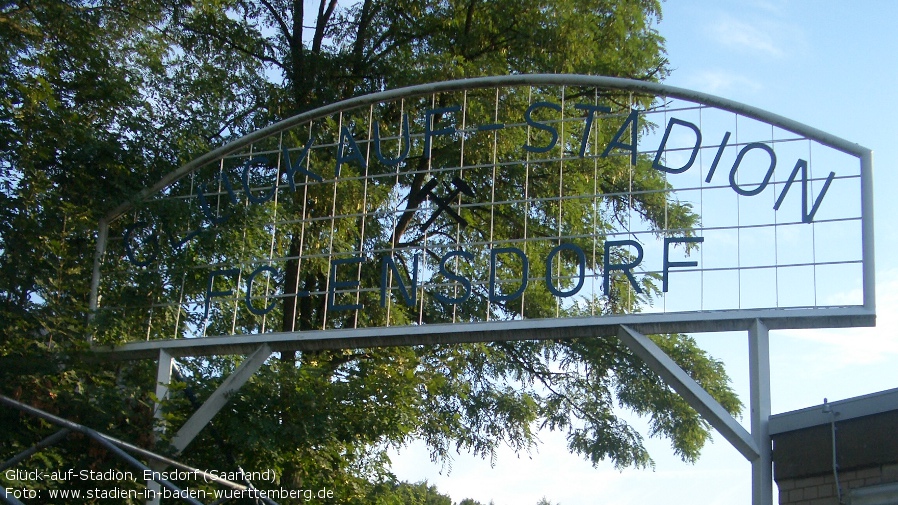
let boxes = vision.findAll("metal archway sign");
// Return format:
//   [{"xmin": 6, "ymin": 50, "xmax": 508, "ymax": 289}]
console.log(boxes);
[
  {"xmin": 85, "ymin": 74, "xmax": 876, "ymax": 505},
  {"xmin": 89, "ymin": 74, "xmax": 874, "ymax": 359}
]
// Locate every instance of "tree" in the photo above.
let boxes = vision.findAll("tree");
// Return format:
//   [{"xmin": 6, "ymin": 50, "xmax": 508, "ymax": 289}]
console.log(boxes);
[
  {"xmin": 0, "ymin": 0, "xmax": 742, "ymax": 503},
  {"xmin": 0, "ymin": 1, "xmax": 184, "ymax": 502},
  {"xmin": 0, "ymin": 1, "xmax": 272, "ymax": 502}
]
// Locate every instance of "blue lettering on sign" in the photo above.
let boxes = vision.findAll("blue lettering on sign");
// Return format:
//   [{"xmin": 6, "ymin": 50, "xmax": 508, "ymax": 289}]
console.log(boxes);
[
  {"xmin": 729, "ymin": 142, "xmax": 777, "ymax": 197},
  {"xmin": 663, "ymin": 236, "xmax": 705, "ymax": 292},
  {"xmin": 282, "ymin": 138, "xmax": 322, "ymax": 187},
  {"xmin": 373, "ymin": 113, "xmax": 410, "ymax": 166},
  {"xmin": 245, "ymin": 265, "xmax": 279, "ymax": 316},
  {"xmin": 328, "ymin": 256, "xmax": 365, "ymax": 311},
  {"xmin": 477, "ymin": 122, "xmax": 505, "ymax": 132},
  {"xmin": 575, "ymin": 104, "xmax": 612, "ymax": 157},
  {"xmin": 705, "ymin": 131, "xmax": 731, "ymax": 183},
  {"xmin": 335, "ymin": 127, "xmax": 367, "ymax": 176},
  {"xmin": 653, "ymin": 118, "xmax": 702, "ymax": 174},
  {"xmin": 204, "ymin": 268, "xmax": 240, "ymax": 322},
  {"xmin": 603, "ymin": 240, "xmax": 644, "ymax": 295},
  {"xmin": 489, "ymin": 248, "xmax": 529, "ymax": 302},
  {"xmin": 602, "ymin": 109, "xmax": 639, "ymax": 166},
  {"xmin": 545, "ymin": 243, "xmax": 586, "ymax": 298},
  {"xmin": 433, "ymin": 250, "xmax": 474, "ymax": 305},
  {"xmin": 197, "ymin": 171, "xmax": 239, "ymax": 225},
  {"xmin": 135, "ymin": 100, "xmax": 839, "ymax": 325},
  {"xmin": 123, "ymin": 222, "xmax": 158, "ymax": 267},
  {"xmin": 380, "ymin": 254, "xmax": 419, "ymax": 307},
  {"xmin": 197, "ymin": 239, "xmax": 706, "ymax": 323},
  {"xmin": 774, "ymin": 159, "xmax": 836, "ymax": 223},
  {"xmin": 523, "ymin": 102, "xmax": 561, "ymax": 153},
  {"xmin": 165, "ymin": 223, "xmax": 203, "ymax": 251},
  {"xmin": 423, "ymin": 106, "xmax": 461, "ymax": 159},
  {"xmin": 241, "ymin": 156, "xmax": 277, "ymax": 204}
]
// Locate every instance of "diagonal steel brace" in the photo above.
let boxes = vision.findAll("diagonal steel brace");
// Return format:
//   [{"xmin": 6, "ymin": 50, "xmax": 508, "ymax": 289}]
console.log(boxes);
[
  {"xmin": 170, "ymin": 344, "xmax": 272, "ymax": 453},
  {"xmin": 617, "ymin": 325, "xmax": 760, "ymax": 462}
]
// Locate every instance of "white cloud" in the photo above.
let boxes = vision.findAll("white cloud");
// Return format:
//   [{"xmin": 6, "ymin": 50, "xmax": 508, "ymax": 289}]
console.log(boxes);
[
  {"xmin": 390, "ymin": 422, "xmax": 748, "ymax": 505},
  {"xmin": 710, "ymin": 14, "xmax": 786, "ymax": 58},
  {"xmin": 780, "ymin": 269, "xmax": 898, "ymax": 366},
  {"xmin": 749, "ymin": 0, "xmax": 785, "ymax": 14},
  {"xmin": 682, "ymin": 70, "xmax": 762, "ymax": 96}
]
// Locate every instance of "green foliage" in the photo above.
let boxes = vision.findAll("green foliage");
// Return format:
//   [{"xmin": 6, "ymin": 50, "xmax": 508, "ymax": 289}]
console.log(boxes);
[
  {"xmin": 0, "ymin": 0, "xmax": 743, "ymax": 503},
  {"xmin": 371, "ymin": 480, "xmax": 453, "ymax": 505}
]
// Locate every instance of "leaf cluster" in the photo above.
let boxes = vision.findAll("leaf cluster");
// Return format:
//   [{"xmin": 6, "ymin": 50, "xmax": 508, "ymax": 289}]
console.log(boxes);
[{"xmin": 0, "ymin": 0, "xmax": 743, "ymax": 501}]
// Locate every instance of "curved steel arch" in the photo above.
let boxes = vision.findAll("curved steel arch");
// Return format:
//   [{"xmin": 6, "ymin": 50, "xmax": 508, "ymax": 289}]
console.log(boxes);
[{"xmin": 102, "ymin": 74, "xmax": 871, "ymax": 223}]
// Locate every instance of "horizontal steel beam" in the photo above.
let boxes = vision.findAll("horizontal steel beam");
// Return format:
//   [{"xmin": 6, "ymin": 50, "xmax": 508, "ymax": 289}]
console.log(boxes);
[{"xmin": 92, "ymin": 306, "xmax": 874, "ymax": 360}]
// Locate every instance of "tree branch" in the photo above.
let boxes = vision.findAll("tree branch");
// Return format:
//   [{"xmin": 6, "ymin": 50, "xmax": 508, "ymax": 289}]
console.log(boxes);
[
  {"xmin": 350, "ymin": 0, "xmax": 374, "ymax": 71},
  {"xmin": 312, "ymin": 0, "xmax": 338, "ymax": 54},
  {"xmin": 180, "ymin": 21, "xmax": 283, "ymax": 69},
  {"xmin": 257, "ymin": 0, "xmax": 292, "ymax": 44}
]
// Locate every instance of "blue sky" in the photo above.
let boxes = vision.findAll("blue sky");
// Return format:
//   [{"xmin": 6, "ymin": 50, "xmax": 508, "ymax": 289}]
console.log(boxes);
[{"xmin": 389, "ymin": 2, "xmax": 898, "ymax": 504}]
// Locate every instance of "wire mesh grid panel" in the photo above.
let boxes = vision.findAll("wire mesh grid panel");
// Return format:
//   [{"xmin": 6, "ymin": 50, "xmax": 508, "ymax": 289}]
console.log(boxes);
[{"xmin": 92, "ymin": 77, "xmax": 868, "ymax": 344}]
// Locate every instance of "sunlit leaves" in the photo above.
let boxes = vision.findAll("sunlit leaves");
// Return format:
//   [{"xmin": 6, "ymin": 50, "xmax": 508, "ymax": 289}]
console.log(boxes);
[{"xmin": 0, "ymin": 1, "xmax": 742, "ymax": 502}]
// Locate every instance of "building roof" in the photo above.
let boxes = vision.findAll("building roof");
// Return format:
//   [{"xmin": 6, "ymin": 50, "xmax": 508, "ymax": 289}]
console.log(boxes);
[{"xmin": 770, "ymin": 387, "xmax": 898, "ymax": 435}]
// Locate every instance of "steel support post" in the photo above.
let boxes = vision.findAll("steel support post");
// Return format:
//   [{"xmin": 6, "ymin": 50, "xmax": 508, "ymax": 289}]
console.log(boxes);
[
  {"xmin": 147, "ymin": 349, "xmax": 173, "ymax": 505},
  {"xmin": 860, "ymin": 149, "xmax": 876, "ymax": 313},
  {"xmin": 749, "ymin": 319, "xmax": 773, "ymax": 505},
  {"xmin": 154, "ymin": 349, "xmax": 174, "ymax": 429}
]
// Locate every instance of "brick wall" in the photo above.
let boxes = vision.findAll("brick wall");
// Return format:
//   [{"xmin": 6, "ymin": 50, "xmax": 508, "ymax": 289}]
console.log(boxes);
[{"xmin": 777, "ymin": 463, "xmax": 898, "ymax": 505}]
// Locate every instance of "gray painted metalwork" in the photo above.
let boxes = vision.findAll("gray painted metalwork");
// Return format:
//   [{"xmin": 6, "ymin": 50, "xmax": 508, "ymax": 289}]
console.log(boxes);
[
  {"xmin": 1, "ymin": 487, "xmax": 25, "ymax": 505},
  {"xmin": 154, "ymin": 349, "xmax": 173, "ymax": 430},
  {"xmin": 616, "ymin": 324, "xmax": 760, "ymax": 461},
  {"xmin": 617, "ymin": 321, "xmax": 775, "ymax": 505},
  {"xmin": 861, "ymin": 150, "xmax": 876, "ymax": 313},
  {"xmin": 749, "ymin": 319, "xmax": 772, "ymax": 505},
  {"xmin": 83, "ymin": 75, "xmax": 878, "ymax": 505},
  {"xmin": 147, "ymin": 349, "xmax": 173, "ymax": 505},
  {"xmin": 0, "ymin": 396, "xmax": 202, "ymax": 505},
  {"xmin": 0, "ymin": 395, "xmax": 272, "ymax": 504},
  {"xmin": 89, "ymin": 431, "xmax": 204, "ymax": 505},
  {"xmin": 89, "ymin": 74, "xmax": 875, "ymax": 354},
  {"xmin": 88, "ymin": 217, "xmax": 107, "ymax": 316},
  {"xmin": 0, "ymin": 428, "xmax": 70, "ymax": 472},
  {"xmin": 97, "ymin": 306, "xmax": 873, "ymax": 360},
  {"xmin": 170, "ymin": 344, "xmax": 272, "ymax": 453}
]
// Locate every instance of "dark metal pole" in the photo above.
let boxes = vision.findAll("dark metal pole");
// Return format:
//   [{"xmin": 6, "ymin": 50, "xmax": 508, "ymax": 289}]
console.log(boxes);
[
  {"xmin": 0, "ymin": 395, "xmax": 278, "ymax": 504},
  {"xmin": 0, "ymin": 428, "xmax": 70, "ymax": 472}
]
